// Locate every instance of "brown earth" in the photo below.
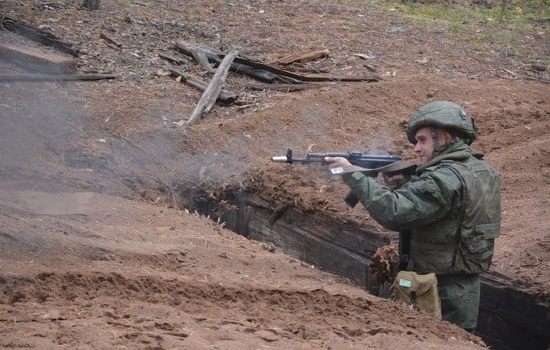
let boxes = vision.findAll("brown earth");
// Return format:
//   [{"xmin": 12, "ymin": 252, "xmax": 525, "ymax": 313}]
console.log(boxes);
[{"xmin": 0, "ymin": 1, "xmax": 548, "ymax": 349}]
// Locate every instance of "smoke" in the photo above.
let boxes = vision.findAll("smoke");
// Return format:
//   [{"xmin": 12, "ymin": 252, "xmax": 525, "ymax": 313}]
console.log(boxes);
[{"xmin": 1, "ymin": 82, "xmax": 84, "ymax": 170}]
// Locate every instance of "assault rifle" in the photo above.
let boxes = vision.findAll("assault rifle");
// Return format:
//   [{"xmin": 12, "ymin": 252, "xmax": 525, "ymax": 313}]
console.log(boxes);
[{"xmin": 271, "ymin": 148, "xmax": 416, "ymax": 207}]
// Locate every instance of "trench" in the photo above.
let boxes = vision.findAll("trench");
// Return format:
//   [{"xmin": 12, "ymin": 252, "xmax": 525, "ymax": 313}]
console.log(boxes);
[{"xmin": 184, "ymin": 186, "xmax": 550, "ymax": 350}]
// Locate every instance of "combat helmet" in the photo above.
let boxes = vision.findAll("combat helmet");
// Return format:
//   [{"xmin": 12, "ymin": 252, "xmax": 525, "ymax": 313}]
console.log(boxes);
[{"xmin": 406, "ymin": 101, "xmax": 477, "ymax": 145}]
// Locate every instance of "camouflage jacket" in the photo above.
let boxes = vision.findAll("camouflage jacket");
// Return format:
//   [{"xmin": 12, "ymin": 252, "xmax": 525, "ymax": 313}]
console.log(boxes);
[{"xmin": 343, "ymin": 141, "xmax": 501, "ymax": 275}]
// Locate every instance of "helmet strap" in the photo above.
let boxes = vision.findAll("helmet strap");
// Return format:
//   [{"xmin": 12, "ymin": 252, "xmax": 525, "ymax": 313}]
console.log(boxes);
[
  {"xmin": 431, "ymin": 128, "xmax": 442, "ymax": 157},
  {"xmin": 432, "ymin": 128, "xmax": 458, "ymax": 157}
]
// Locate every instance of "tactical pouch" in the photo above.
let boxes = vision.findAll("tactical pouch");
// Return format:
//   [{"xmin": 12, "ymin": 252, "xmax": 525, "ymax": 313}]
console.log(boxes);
[{"xmin": 390, "ymin": 271, "xmax": 442, "ymax": 319}]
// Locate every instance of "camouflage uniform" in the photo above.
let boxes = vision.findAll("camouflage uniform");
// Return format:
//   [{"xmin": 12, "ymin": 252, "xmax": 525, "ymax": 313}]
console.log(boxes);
[{"xmin": 341, "ymin": 102, "xmax": 501, "ymax": 330}]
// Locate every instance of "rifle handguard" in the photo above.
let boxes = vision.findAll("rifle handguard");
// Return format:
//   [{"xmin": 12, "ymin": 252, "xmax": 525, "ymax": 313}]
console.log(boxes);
[{"xmin": 271, "ymin": 148, "xmax": 417, "ymax": 207}]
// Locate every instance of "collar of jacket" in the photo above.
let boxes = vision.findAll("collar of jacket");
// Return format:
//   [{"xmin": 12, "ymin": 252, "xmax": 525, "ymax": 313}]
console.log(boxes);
[{"xmin": 416, "ymin": 140, "xmax": 478, "ymax": 173}]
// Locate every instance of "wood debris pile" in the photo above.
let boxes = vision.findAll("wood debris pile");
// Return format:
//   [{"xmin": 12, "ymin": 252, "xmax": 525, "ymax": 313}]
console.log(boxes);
[
  {"xmin": 165, "ymin": 41, "xmax": 380, "ymax": 125},
  {"xmin": 0, "ymin": 16, "xmax": 381, "ymax": 126}
]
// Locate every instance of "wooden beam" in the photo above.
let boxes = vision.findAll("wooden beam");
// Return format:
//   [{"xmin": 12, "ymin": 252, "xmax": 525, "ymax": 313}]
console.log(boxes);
[
  {"xmin": 1, "ymin": 17, "xmax": 78, "ymax": 56},
  {"xmin": 272, "ymin": 49, "xmax": 330, "ymax": 65},
  {"xmin": 0, "ymin": 43, "xmax": 76, "ymax": 74},
  {"xmin": 168, "ymin": 68, "xmax": 237, "ymax": 103},
  {"xmin": 175, "ymin": 41, "xmax": 277, "ymax": 83},
  {"xmin": 245, "ymin": 82, "xmax": 325, "ymax": 92},
  {"xmin": 175, "ymin": 41, "xmax": 380, "ymax": 83},
  {"xmin": 0, "ymin": 73, "xmax": 116, "ymax": 82},
  {"xmin": 173, "ymin": 41, "xmax": 214, "ymax": 72},
  {"xmin": 186, "ymin": 50, "xmax": 238, "ymax": 125}
]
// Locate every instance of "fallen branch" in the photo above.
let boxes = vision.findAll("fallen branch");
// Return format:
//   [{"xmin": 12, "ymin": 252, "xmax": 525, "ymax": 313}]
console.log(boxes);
[
  {"xmin": 227, "ymin": 60, "xmax": 279, "ymax": 83},
  {"xmin": 0, "ymin": 43, "xmax": 76, "ymax": 74},
  {"xmin": 175, "ymin": 41, "xmax": 276, "ymax": 83},
  {"xmin": 175, "ymin": 41, "xmax": 380, "ymax": 83},
  {"xmin": 168, "ymin": 68, "xmax": 237, "ymax": 102},
  {"xmin": 185, "ymin": 50, "xmax": 238, "ymax": 125},
  {"xmin": 159, "ymin": 53, "xmax": 187, "ymax": 65},
  {"xmin": 245, "ymin": 82, "xmax": 325, "ymax": 92},
  {"xmin": 174, "ymin": 41, "xmax": 213, "ymax": 72},
  {"xmin": 233, "ymin": 55, "xmax": 381, "ymax": 82},
  {"xmin": 0, "ymin": 73, "xmax": 117, "ymax": 82},
  {"xmin": 272, "ymin": 49, "xmax": 330, "ymax": 65},
  {"xmin": 100, "ymin": 32, "xmax": 122, "ymax": 48}
]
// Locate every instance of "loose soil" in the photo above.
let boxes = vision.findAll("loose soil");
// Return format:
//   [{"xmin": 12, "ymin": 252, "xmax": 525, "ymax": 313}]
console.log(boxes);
[{"xmin": 0, "ymin": 1, "xmax": 548, "ymax": 349}]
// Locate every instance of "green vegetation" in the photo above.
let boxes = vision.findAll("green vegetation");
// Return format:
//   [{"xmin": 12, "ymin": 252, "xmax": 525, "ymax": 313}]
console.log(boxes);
[
  {"xmin": 389, "ymin": 0, "xmax": 548, "ymax": 28},
  {"xmin": 361, "ymin": 0, "xmax": 548, "ymax": 64}
]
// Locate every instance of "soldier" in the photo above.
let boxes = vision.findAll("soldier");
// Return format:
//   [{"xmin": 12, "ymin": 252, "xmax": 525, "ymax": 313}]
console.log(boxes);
[{"xmin": 325, "ymin": 101, "xmax": 501, "ymax": 332}]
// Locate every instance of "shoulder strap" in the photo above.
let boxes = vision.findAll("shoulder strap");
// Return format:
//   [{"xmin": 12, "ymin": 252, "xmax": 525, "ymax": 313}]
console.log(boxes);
[
  {"xmin": 398, "ymin": 230, "xmax": 412, "ymax": 271},
  {"xmin": 441, "ymin": 160, "xmax": 467, "ymax": 268}
]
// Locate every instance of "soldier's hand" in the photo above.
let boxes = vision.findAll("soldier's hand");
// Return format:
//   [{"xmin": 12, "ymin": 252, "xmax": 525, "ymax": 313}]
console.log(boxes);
[
  {"xmin": 324, "ymin": 156, "xmax": 351, "ymax": 168},
  {"xmin": 382, "ymin": 173, "xmax": 409, "ymax": 189}
]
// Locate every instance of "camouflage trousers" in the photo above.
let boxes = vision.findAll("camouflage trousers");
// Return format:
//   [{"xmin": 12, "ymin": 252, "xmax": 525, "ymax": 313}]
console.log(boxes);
[{"xmin": 437, "ymin": 274, "xmax": 480, "ymax": 331}]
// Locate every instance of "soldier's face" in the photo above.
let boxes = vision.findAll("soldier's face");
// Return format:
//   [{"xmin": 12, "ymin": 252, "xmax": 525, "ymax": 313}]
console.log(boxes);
[{"xmin": 413, "ymin": 127, "xmax": 435, "ymax": 164}]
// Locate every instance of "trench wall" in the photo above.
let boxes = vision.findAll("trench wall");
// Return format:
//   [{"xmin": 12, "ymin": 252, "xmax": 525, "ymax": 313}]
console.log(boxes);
[{"xmin": 197, "ymin": 191, "xmax": 549, "ymax": 350}]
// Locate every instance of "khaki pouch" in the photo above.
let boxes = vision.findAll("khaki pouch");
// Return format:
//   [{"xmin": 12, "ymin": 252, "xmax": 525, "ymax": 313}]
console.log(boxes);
[{"xmin": 390, "ymin": 271, "xmax": 442, "ymax": 319}]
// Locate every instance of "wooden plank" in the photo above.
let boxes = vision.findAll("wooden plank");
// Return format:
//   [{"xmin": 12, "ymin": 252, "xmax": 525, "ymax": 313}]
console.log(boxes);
[
  {"xmin": 220, "ymin": 195, "xmax": 389, "ymax": 286},
  {"xmin": 0, "ymin": 43, "xmax": 76, "ymax": 74},
  {"xmin": 479, "ymin": 271, "xmax": 550, "ymax": 348},
  {"xmin": 186, "ymin": 50, "xmax": 238, "ymax": 125},
  {"xmin": 1, "ymin": 17, "xmax": 78, "ymax": 56},
  {"xmin": 0, "ymin": 73, "xmax": 116, "ymax": 82},
  {"xmin": 273, "ymin": 49, "xmax": 330, "ymax": 65},
  {"xmin": 175, "ymin": 41, "xmax": 276, "ymax": 82},
  {"xmin": 100, "ymin": 32, "xmax": 122, "ymax": 48},
  {"xmin": 233, "ymin": 55, "xmax": 381, "ymax": 82},
  {"xmin": 168, "ymin": 68, "xmax": 237, "ymax": 102},
  {"xmin": 175, "ymin": 41, "xmax": 380, "ymax": 83},
  {"xmin": 173, "ymin": 41, "xmax": 214, "ymax": 72},
  {"xmin": 246, "ymin": 82, "xmax": 326, "ymax": 92}
]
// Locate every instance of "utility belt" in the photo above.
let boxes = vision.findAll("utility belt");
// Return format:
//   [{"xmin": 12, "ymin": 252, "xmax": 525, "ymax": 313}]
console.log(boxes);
[
  {"xmin": 398, "ymin": 253, "xmax": 411, "ymax": 271},
  {"xmin": 398, "ymin": 230, "xmax": 413, "ymax": 271}
]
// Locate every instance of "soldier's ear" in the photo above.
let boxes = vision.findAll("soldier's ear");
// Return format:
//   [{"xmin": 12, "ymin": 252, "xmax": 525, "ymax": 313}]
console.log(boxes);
[{"xmin": 441, "ymin": 130, "xmax": 454, "ymax": 143}]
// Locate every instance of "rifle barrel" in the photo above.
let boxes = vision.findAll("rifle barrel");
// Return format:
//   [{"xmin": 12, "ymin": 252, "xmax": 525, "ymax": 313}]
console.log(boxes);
[{"xmin": 271, "ymin": 156, "xmax": 289, "ymax": 163}]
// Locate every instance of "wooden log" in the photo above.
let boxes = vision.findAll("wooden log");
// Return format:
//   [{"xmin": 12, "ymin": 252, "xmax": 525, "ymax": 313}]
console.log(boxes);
[
  {"xmin": 1, "ymin": 17, "xmax": 78, "ymax": 56},
  {"xmin": 175, "ymin": 41, "xmax": 276, "ymax": 83},
  {"xmin": 0, "ymin": 73, "xmax": 116, "ymax": 82},
  {"xmin": 100, "ymin": 32, "xmax": 122, "ymax": 48},
  {"xmin": 226, "ymin": 61, "xmax": 278, "ymax": 83},
  {"xmin": 272, "ymin": 49, "xmax": 330, "ymax": 65},
  {"xmin": 168, "ymin": 68, "xmax": 237, "ymax": 102},
  {"xmin": 159, "ymin": 53, "xmax": 187, "ymax": 65},
  {"xmin": 245, "ymin": 82, "xmax": 324, "ymax": 92},
  {"xmin": 175, "ymin": 41, "xmax": 380, "ymax": 84},
  {"xmin": 186, "ymin": 50, "xmax": 238, "ymax": 125},
  {"xmin": 172, "ymin": 41, "xmax": 213, "ymax": 72},
  {"xmin": 0, "ymin": 43, "xmax": 76, "ymax": 74},
  {"xmin": 233, "ymin": 55, "xmax": 381, "ymax": 82},
  {"xmin": 189, "ymin": 48, "xmax": 214, "ymax": 73}
]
